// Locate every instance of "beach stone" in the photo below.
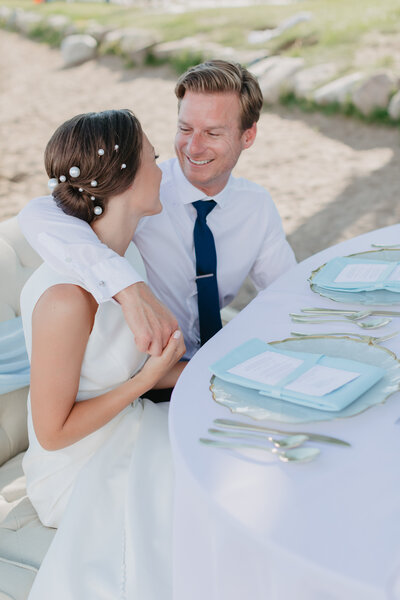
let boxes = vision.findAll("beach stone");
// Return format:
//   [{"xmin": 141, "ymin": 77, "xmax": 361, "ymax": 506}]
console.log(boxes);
[
  {"xmin": 291, "ymin": 63, "xmax": 338, "ymax": 99},
  {"xmin": 83, "ymin": 21, "xmax": 111, "ymax": 44},
  {"xmin": 248, "ymin": 11, "xmax": 313, "ymax": 44},
  {"xmin": 258, "ymin": 57, "xmax": 305, "ymax": 104},
  {"xmin": 103, "ymin": 28, "xmax": 159, "ymax": 64},
  {"xmin": 248, "ymin": 55, "xmax": 282, "ymax": 78},
  {"xmin": 151, "ymin": 37, "xmax": 205, "ymax": 61},
  {"xmin": 351, "ymin": 72, "xmax": 394, "ymax": 116},
  {"xmin": 388, "ymin": 90, "xmax": 400, "ymax": 120},
  {"xmin": 61, "ymin": 34, "xmax": 98, "ymax": 67},
  {"xmin": 0, "ymin": 6, "xmax": 11, "ymax": 25},
  {"xmin": 314, "ymin": 72, "xmax": 364, "ymax": 106},
  {"xmin": 14, "ymin": 11, "xmax": 42, "ymax": 35},
  {"xmin": 46, "ymin": 15, "xmax": 75, "ymax": 36}
]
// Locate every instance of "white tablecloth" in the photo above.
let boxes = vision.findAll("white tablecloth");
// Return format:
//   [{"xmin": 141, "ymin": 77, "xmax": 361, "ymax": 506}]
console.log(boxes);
[{"xmin": 169, "ymin": 224, "xmax": 400, "ymax": 600}]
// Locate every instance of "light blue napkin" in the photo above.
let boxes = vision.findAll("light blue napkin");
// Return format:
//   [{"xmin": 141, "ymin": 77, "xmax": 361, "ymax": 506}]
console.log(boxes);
[
  {"xmin": 0, "ymin": 317, "xmax": 30, "ymax": 394},
  {"xmin": 210, "ymin": 338, "xmax": 385, "ymax": 411},
  {"xmin": 312, "ymin": 256, "xmax": 400, "ymax": 293}
]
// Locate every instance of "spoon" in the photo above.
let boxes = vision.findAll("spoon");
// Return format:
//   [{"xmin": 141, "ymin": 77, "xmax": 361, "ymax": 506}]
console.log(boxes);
[
  {"xmin": 208, "ymin": 428, "xmax": 308, "ymax": 449},
  {"xmin": 290, "ymin": 316, "xmax": 391, "ymax": 329},
  {"xmin": 199, "ymin": 438, "xmax": 320, "ymax": 463},
  {"xmin": 301, "ymin": 307, "xmax": 400, "ymax": 317}
]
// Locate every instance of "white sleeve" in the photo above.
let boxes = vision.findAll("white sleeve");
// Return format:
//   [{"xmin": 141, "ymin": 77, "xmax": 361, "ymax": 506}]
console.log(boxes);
[
  {"xmin": 18, "ymin": 196, "xmax": 144, "ymax": 303},
  {"xmin": 249, "ymin": 196, "xmax": 297, "ymax": 291}
]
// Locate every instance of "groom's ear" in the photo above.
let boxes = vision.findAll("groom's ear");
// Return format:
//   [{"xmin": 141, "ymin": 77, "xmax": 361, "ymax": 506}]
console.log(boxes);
[{"xmin": 241, "ymin": 123, "xmax": 257, "ymax": 150}]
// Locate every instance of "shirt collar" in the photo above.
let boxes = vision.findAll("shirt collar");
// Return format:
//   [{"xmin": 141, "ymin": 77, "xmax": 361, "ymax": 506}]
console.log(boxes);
[{"xmin": 173, "ymin": 159, "xmax": 232, "ymax": 209}]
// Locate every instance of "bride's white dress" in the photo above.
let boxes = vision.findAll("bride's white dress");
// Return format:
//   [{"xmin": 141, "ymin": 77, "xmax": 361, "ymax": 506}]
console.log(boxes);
[{"xmin": 20, "ymin": 255, "xmax": 173, "ymax": 600}]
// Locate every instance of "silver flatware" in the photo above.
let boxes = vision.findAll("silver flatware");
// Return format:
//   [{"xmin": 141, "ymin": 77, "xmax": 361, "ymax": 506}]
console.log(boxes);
[
  {"xmin": 371, "ymin": 243, "xmax": 400, "ymax": 248},
  {"xmin": 301, "ymin": 307, "xmax": 400, "ymax": 318},
  {"xmin": 290, "ymin": 315, "xmax": 391, "ymax": 329},
  {"xmin": 213, "ymin": 418, "xmax": 351, "ymax": 447},
  {"xmin": 199, "ymin": 438, "xmax": 320, "ymax": 463},
  {"xmin": 290, "ymin": 330, "xmax": 400, "ymax": 345},
  {"xmin": 208, "ymin": 428, "xmax": 308, "ymax": 449}
]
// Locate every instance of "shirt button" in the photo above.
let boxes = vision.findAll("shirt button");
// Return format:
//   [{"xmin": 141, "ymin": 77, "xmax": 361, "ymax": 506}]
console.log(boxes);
[{"xmin": 98, "ymin": 280, "xmax": 105, "ymax": 286}]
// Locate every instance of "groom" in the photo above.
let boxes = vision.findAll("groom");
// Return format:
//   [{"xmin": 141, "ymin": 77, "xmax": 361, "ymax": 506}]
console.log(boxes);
[{"xmin": 19, "ymin": 59, "xmax": 296, "ymax": 367}]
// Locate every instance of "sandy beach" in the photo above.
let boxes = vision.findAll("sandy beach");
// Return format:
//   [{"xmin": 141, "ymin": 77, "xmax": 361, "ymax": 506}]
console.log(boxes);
[{"xmin": 1, "ymin": 29, "xmax": 400, "ymax": 305}]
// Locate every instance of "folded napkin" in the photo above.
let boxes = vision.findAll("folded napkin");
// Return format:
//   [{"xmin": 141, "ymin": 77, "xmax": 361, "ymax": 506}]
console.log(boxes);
[
  {"xmin": 0, "ymin": 317, "xmax": 30, "ymax": 394},
  {"xmin": 210, "ymin": 338, "xmax": 385, "ymax": 411},
  {"xmin": 311, "ymin": 257, "xmax": 400, "ymax": 293}
]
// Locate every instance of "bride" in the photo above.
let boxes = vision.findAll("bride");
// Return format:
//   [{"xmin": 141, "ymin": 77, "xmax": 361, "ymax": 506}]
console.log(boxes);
[{"xmin": 20, "ymin": 109, "xmax": 186, "ymax": 599}]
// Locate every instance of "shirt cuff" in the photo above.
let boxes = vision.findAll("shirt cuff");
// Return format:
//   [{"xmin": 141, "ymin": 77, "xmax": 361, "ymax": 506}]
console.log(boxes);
[{"xmin": 79, "ymin": 255, "xmax": 144, "ymax": 303}]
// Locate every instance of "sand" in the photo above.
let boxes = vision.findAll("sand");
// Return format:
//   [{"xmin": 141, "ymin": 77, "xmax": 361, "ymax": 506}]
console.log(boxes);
[{"xmin": 1, "ymin": 29, "xmax": 400, "ymax": 305}]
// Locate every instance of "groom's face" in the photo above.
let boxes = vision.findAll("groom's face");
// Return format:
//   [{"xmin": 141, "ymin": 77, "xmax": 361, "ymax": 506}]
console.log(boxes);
[{"xmin": 175, "ymin": 90, "xmax": 256, "ymax": 197}]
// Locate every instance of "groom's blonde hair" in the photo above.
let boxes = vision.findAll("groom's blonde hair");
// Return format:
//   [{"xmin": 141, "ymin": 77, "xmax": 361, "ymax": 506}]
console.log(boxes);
[{"xmin": 175, "ymin": 59, "xmax": 263, "ymax": 131}]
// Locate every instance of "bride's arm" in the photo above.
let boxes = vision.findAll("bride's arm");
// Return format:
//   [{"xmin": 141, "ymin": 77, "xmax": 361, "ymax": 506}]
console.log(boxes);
[{"xmin": 30, "ymin": 284, "xmax": 185, "ymax": 451}]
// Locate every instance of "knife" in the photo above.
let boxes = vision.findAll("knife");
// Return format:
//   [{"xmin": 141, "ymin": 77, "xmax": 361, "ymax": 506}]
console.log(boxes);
[{"xmin": 213, "ymin": 418, "xmax": 351, "ymax": 447}]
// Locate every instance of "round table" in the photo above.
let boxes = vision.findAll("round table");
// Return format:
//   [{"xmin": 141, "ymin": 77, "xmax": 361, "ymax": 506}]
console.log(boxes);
[{"xmin": 170, "ymin": 224, "xmax": 400, "ymax": 600}]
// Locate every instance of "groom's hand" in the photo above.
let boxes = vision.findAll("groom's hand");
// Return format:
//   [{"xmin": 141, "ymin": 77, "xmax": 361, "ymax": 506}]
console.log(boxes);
[{"xmin": 114, "ymin": 282, "xmax": 178, "ymax": 356}]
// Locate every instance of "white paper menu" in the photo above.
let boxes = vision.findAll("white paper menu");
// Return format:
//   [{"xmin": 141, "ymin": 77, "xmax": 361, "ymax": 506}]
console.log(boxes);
[
  {"xmin": 228, "ymin": 351, "xmax": 360, "ymax": 397},
  {"xmin": 334, "ymin": 263, "xmax": 388, "ymax": 283}
]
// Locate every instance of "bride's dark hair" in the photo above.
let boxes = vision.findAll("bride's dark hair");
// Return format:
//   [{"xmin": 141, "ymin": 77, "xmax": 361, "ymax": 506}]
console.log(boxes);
[{"xmin": 44, "ymin": 109, "xmax": 143, "ymax": 223}]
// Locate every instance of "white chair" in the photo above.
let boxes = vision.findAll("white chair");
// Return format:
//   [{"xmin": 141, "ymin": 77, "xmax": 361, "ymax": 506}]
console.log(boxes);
[{"xmin": 0, "ymin": 217, "xmax": 54, "ymax": 600}]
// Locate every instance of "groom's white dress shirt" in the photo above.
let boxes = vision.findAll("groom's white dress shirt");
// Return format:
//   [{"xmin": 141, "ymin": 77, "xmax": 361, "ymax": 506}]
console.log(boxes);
[{"xmin": 18, "ymin": 158, "xmax": 296, "ymax": 358}]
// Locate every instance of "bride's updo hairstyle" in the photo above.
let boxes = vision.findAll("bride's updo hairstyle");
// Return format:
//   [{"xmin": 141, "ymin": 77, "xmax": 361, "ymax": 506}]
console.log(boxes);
[{"xmin": 44, "ymin": 109, "xmax": 143, "ymax": 223}]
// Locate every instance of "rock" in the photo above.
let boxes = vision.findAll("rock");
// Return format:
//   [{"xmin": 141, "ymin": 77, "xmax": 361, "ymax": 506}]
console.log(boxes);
[
  {"xmin": 388, "ymin": 90, "xmax": 400, "ymax": 120},
  {"xmin": 0, "ymin": 6, "xmax": 11, "ymax": 25},
  {"xmin": 313, "ymin": 72, "xmax": 364, "ymax": 106},
  {"xmin": 248, "ymin": 56, "xmax": 282, "ymax": 79},
  {"xmin": 60, "ymin": 34, "xmax": 98, "ymax": 68},
  {"xmin": 248, "ymin": 12, "xmax": 313, "ymax": 44},
  {"xmin": 103, "ymin": 28, "xmax": 159, "ymax": 65},
  {"xmin": 291, "ymin": 63, "xmax": 338, "ymax": 99},
  {"xmin": 14, "ymin": 11, "xmax": 42, "ymax": 35},
  {"xmin": 46, "ymin": 15, "xmax": 75, "ymax": 35},
  {"xmin": 83, "ymin": 21, "xmax": 111, "ymax": 44},
  {"xmin": 258, "ymin": 57, "xmax": 305, "ymax": 104},
  {"xmin": 151, "ymin": 37, "xmax": 205, "ymax": 61},
  {"xmin": 351, "ymin": 72, "xmax": 394, "ymax": 116}
]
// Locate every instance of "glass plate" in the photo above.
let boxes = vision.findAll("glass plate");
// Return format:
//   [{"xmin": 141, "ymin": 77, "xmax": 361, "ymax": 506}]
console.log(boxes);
[
  {"xmin": 210, "ymin": 336, "xmax": 400, "ymax": 423},
  {"xmin": 309, "ymin": 249, "xmax": 400, "ymax": 305}
]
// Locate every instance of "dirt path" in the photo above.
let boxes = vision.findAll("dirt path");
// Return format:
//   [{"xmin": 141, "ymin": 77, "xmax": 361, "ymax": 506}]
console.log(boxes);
[{"xmin": 1, "ymin": 28, "xmax": 400, "ymax": 270}]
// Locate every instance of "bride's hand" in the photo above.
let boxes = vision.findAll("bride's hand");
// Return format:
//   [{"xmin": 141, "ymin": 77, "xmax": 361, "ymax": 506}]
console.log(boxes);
[{"xmin": 137, "ymin": 330, "xmax": 186, "ymax": 391}]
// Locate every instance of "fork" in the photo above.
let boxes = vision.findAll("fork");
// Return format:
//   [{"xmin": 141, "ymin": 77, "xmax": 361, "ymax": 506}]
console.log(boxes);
[
  {"xmin": 290, "ymin": 315, "xmax": 391, "ymax": 329},
  {"xmin": 290, "ymin": 330, "xmax": 400, "ymax": 344}
]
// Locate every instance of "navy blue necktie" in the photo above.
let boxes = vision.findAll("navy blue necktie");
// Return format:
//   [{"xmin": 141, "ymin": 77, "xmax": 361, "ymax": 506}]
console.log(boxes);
[{"xmin": 192, "ymin": 200, "xmax": 222, "ymax": 346}]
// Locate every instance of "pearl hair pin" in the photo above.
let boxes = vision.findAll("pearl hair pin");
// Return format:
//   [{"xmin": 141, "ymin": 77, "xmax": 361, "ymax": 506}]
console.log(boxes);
[
  {"xmin": 90, "ymin": 196, "xmax": 96, "ymax": 201},
  {"xmin": 121, "ymin": 164, "xmax": 126, "ymax": 169},
  {"xmin": 90, "ymin": 180, "xmax": 98, "ymax": 187},
  {"xmin": 59, "ymin": 175, "xmax": 66, "ymax": 183},
  {"xmin": 69, "ymin": 166, "xmax": 80, "ymax": 178},
  {"xmin": 97, "ymin": 149, "xmax": 104, "ymax": 156},
  {"xmin": 48, "ymin": 178, "xmax": 58, "ymax": 190},
  {"xmin": 79, "ymin": 188, "xmax": 83, "ymax": 192},
  {"xmin": 94, "ymin": 206, "xmax": 103, "ymax": 216},
  {"xmin": 114, "ymin": 145, "xmax": 119, "ymax": 151}
]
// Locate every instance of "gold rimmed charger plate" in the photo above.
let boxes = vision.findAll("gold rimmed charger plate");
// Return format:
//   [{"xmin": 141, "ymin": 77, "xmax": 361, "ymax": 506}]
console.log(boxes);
[
  {"xmin": 309, "ymin": 248, "xmax": 400, "ymax": 305},
  {"xmin": 210, "ymin": 335, "xmax": 400, "ymax": 423}
]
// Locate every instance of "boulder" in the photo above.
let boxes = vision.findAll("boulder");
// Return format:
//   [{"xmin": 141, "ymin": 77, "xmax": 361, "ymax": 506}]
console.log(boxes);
[
  {"xmin": 151, "ymin": 37, "xmax": 206, "ymax": 61},
  {"xmin": 248, "ymin": 56, "xmax": 282, "ymax": 79},
  {"xmin": 103, "ymin": 28, "xmax": 159, "ymax": 65},
  {"xmin": 291, "ymin": 63, "xmax": 338, "ymax": 99},
  {"xmin": 248, "ymin": 11, "xmax": 313, "ymax": 44},
  {"xmin": 313, "ymin": 72, "xmax": 364, "ymax": 106},
  {"xmin": 46, "ymin": 15, "xmax": 75, "ymax": 35},
  {"xmin": 14, "ymin": 11, "xmax": 42, "ymax": 35},
  {"xmin": 388, "ymin": 90, "xmax": 400, "ymax": 120},
  {"xmin": 0, "ymin": 6, "xmax": 11, "ymax": 26},
  {"xmin": 83, "ymin": 21, "xmax": 111, "ymax": 44},
  {"xmin": 258, "ymin": 57, "xmax": 305, "ymax": 104},
  {"xmin": 60, "ymin": 34, "xmax": 98, "ymax": 68},
  {"xmin": 351, "ymin": 72, "xmax": 394, "ymax": 116}
]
